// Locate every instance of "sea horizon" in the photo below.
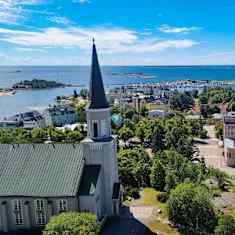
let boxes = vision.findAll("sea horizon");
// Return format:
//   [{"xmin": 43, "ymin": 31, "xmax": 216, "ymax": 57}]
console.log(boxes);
[{"xmin": 1, "ymin": 65, "xmax": 235, "ymax": 118}]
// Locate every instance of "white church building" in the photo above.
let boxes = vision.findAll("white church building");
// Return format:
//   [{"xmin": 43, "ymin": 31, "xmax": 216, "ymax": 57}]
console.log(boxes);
[{"xmin": 0, "ymin": 42, "xmax": 120, "ymax": 232}]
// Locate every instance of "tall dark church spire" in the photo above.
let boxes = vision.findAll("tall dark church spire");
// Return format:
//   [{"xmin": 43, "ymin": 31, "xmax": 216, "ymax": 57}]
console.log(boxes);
[{"xmin": 88, "ymin": 40, "xmax": 109, "ymax": 109}]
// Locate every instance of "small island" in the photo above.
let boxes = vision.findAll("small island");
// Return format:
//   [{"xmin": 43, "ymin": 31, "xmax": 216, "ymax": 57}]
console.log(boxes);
[{"xmin": 12, "ymin": 79, "xmax": 66, "ymax": 90}]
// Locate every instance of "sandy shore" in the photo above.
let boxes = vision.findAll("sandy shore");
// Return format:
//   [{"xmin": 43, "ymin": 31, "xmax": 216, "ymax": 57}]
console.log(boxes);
[{"xmin": 0, "ymin": 91, "xmax": 14, "ymax": 97}]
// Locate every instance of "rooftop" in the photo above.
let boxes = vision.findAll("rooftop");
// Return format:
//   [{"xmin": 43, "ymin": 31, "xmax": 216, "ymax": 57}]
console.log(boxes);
[
  {"xmin": 0, "ymin": 144, "xmax": 84, "ymax": 197},
  {"xmin": 224, "ymin": 138, "xmax": 235, "ymax": 149},
  {"xmin": 88, "ymin": 41, "xmax": 109, "ymax": 110},
  {"xmin": 78, "ymin": 165, "xmax": 101, "ymax": 196}
]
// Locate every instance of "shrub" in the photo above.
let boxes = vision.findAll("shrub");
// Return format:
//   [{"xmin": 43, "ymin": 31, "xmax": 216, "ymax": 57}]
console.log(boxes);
[
  {"xmin": 43, "ymin": 212, "xmax": 100, "ymax": 235},
  {"xmin": 215, "ymin": 214, "xmax": 235, "ymax": 235},
  {"xmin": 128, "ymin": 187, "xmax": 140, "ymax": 199},
  {"xmin": 156, "ymin": 192, "xmax": 168, "ymax": 203}
]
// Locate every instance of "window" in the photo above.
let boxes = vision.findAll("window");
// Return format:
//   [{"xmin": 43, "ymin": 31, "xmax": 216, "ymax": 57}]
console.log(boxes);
[
  {"xmin": 101, "ymin": 120, "xmax": 108, "ymax": 137},
  {"xmin": 35, "ymin": 200, "xmax": 46, "ymax": 225},
  {"xmin": 57, "ymin": 199, "xmax": 68, "ymax": 213},
  {"xmin": 93, "ymin": 122, "xmax": 98, "ymax": 138},
  {"xmin": 12, "ymin": 200, "xmax": 24, "ymax": 225}
]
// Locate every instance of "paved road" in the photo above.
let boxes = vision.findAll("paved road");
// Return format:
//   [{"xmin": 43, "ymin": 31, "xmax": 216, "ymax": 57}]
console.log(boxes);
[{"xmin": 197, "ymin": 125, "xmax": 235, "ymax": 176}]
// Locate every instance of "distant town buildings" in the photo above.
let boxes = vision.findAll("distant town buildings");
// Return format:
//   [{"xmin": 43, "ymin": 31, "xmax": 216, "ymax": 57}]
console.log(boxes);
[
  {"xmin": 0, "ymin": 111, "xmax": 45, "ymax": 129},
  {"xmin": 0, "ymin": 104, "xmax": 77, "ymax": 129},
  {"xmin": 223, "ymin": 112, "xmax": 235, "ymax": 166},
  {"xmin": 43, "ymin": 105, "xmax": 76, "ymax": 127}
]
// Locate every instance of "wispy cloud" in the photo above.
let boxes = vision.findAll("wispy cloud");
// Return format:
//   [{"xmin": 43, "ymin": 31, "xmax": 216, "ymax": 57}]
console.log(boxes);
[
  {"xmin": 159, "ymin": 24, "xmax": 202, "ymax": 34},
  {"xmin": 48, "ymin": 16, "xmax": 72, "ymax": 25},
  {"xmin": 201, "ymin": 51, "xmax": 235, "ymax": 58},
  {"xmin": 16, "ymin": 47, "xmax": 47, "ymax": 53},
  {"xmin": 0, "ymin": 0, "xmax": 46, "ymax": 24},
  {"xmin": 73, "ymin": 0, "xmax": 91, "ymax": 4},
  {"xmin": 0, "ymin": 26, "xmax": 197, "ymax": 53}
]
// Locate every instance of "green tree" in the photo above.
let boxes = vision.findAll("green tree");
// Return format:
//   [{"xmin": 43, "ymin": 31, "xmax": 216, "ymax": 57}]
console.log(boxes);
[
  {"xmin": 215, "ymin": 122, "xmax": 224, "ymax": 140},
  {"xmin": 118, "ymin": 126, "xmax": 134, "ymax": 146},
  {"xmin": 135, "ymin": 121, "xmax": 147, "ymax": 142},
  {"xmin": 215, "ymin": 214, "xmax": 235, "ymax": 235},
  {"xmin": 167, "ymin": 183, "xmax": 217, "ymax": 234},
  {"xmin": 169, "ymin": 92, "xmax": 193, "ymax": 111},
  {"xmin": 0, "ymin": 129, "xmax": 14, "ymax": 143},
  {"xmin": 118, "ymin": 147, "xmax": 151, "ymax": 188},
  {"xmin": 199, "ymin": 95, "xmax": 208, "ymax": 105},
  {"xmin": 140, "ymin": 106, "xmax": 148, "ymax": 117},
  {"xmin": 163, "ymin": 150, "xmax": 205, "ymax": 191},
  {"xmin": 150, "ymin": 158, "xmax": 166, "ymax": 191},
  {"xmin": 13, "ymin": 128, "xmax": 32, "ymax": 143},
  {"xmin": 43, "ymin": 212, "xmax": 100, "ymax": 235},
  {"xmin": 32, "ymin": 128, "xmax": 48, "ymax": 143},
  {"xmin": 47, "ymin": 127, "xmax": 66, "ymax": 142},
  {"xmin": 76, "ymin": 103, "xmax": 86, "ymax": 123},
  {"xmin": 124, "ymin": 109, "xmax": 136, "ymax": 120},
  {"xmin": 65, "ymin": 130, "xmax": 83, "ymax": 143},
  {"xmin": 165, "ymin": 123, "xmax": 193, "ymax": 159},
  {"xmin": 151, "ymin": 124, "xmax": 165, "ymax": 152},
  {"xmin": 79, "ymin": 88, "xmax": 89, "ymax": 99}
]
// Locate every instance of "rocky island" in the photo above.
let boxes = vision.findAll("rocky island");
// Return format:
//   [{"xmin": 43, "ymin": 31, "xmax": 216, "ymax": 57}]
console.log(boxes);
[{"xmin": 12, "ymin": 79, "xmax": 66, "ymax": 90}]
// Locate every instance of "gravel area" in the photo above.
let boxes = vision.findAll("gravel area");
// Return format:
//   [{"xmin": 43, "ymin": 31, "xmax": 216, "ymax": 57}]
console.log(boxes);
[{"xmin": 197, "ymin": 125, "xmax": 235, "ymax": 176}]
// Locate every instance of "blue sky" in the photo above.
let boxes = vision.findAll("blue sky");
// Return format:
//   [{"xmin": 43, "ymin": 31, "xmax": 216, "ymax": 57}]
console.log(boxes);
[{"xmin": 0, "ymin": 0, "xmax": 235, "ymax": 65}]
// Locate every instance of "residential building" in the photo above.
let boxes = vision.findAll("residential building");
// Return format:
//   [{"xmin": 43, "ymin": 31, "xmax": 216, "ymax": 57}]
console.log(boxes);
[
  {"xmin": 223, "ymin": 112, "xmax": 235, "ymax": 166},
  {"xmin": 148, "ymin": 109, "xmax": 167, "ymax": 118},
  {"xmin": 44, "ymin": 105, "xmax": 76, "ymax": 127},
  {"xmin": 0, "ymin": 42, "xmax": 120, "ymax": 232},
  {"xmin": 0, "ymin": 111, "xmax": 45, "ymax": 129}
]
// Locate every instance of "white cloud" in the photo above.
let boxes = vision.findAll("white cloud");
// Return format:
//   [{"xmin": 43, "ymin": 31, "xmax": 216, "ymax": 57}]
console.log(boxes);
[
  {"xmin": 16, "ymin": 47, "xmax": 47, "ymax": 53},
  {"xmin": 159, "ymin": 24, "xmax": 202, "ymax": 34},
  {"xmin": 0, "ymin": 0, "xmax": 45, "ymax": 24},
  {"xmin": 48, "ymin": 16, "xmax": 72, "ymax": 25},
  {"xmin": 73, "ymin": 0, "xmax": 91, "ymax": 4},
  {"xmin": 0, "ymin": 26, "xmax": 197, "ymax": 54},
  {"xmin": 201, "ymin": 51, "xmax": 235, "ymax": 58}
]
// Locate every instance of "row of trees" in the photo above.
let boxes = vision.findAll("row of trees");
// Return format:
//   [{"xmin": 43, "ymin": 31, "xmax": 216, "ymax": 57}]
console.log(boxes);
[
  {"xmin": 0, "ymin": 127, "xmax": 84, "ymax": 144},
  {"xmin": 118, "ymin": 116, "xmax": 206, "ymax": 159},
  {"xmin": 169, "ymin": 91, "xmax": 194, "ymax": 112},
  {"xmin": 199, "ymin": 87, "xmax": 235, "ymax": 118}
]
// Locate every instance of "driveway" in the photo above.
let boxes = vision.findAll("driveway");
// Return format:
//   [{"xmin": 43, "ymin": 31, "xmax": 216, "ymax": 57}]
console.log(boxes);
[{"xmin": 197, "ymin": 125, "xmax": 235, "ymax": 176}]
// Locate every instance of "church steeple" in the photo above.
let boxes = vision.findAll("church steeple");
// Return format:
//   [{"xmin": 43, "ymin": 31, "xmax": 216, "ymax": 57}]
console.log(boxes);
[
  {"xmin": 88, "ymin": 39, "xmax": 109, "ymax": 109},
  {"xmin": 86, "ymin": 40, "xmax": 111, "ymax": 140}
]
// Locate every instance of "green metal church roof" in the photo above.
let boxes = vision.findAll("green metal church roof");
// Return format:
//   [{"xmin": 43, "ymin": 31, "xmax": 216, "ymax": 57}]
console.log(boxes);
[{"xmin": 0, "ymin": 144, "xmax": 84, "ymax": 197}]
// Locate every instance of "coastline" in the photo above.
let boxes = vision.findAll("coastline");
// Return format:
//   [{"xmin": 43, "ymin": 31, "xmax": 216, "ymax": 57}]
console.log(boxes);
[{"xmin": 0, "ymin": 91, "xmax": 14, "ymax": 97}]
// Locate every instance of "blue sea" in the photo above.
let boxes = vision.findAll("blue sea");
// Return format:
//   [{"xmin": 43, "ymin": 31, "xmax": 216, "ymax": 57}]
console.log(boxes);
[{"xmin": 1, "ymin": 65, "xmax": 235, "ymax": 118}]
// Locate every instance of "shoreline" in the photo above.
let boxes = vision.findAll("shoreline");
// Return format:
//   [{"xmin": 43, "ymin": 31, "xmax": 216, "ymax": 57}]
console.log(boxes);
[{"xmin": 0, "ymin": 91, "xmax": 14, "ymax": 97}]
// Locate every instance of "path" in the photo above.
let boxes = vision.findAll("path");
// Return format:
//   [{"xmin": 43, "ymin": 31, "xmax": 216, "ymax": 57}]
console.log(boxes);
[{"xmin": 197, "ymin": 125, "xmax": 235, "ymax": 176}]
